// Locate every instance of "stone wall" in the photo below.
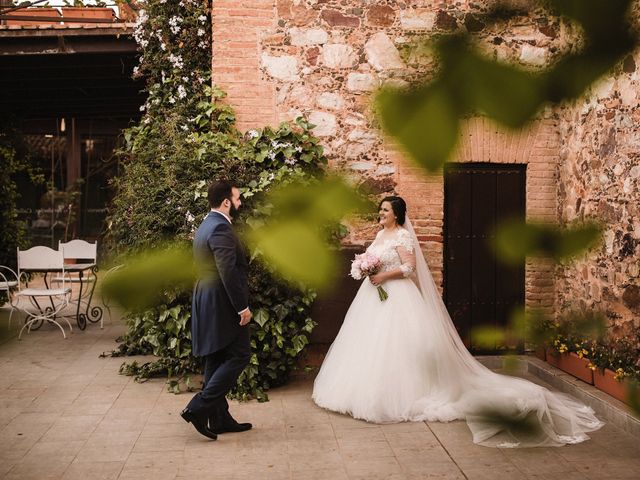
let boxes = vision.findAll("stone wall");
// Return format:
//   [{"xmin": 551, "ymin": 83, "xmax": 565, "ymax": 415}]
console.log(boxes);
[
  {"xmin": 211, "ymin": 1, "xmax": 637, "ymax": 325},
  {"xmin": 556, "ymin": 57, "xmax": 640, "ymax": 332}
]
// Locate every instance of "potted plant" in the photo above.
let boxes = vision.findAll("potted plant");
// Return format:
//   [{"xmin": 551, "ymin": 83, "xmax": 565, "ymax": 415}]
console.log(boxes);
[
  {"xmin": 588, "ymin": 331, "xmax": 640, "ymax": 405},
  {"xmin": 546, "ymin": 340, "xmax": 594, "ymax": 384}
]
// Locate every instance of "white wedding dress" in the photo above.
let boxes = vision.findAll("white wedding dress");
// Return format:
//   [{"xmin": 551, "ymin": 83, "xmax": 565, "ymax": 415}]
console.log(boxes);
[{"xmin": 312, "ymin": 218, "xmax": 603, "ymax": 448}]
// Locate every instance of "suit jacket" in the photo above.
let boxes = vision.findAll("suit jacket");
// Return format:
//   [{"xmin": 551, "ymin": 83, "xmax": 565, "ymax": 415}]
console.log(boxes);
[{"xmin": 191, "ymin": 211, "xmax": 249, "ymax": 356}]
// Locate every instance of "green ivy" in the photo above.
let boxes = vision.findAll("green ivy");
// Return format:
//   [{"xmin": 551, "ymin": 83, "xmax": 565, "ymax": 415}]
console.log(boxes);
[{"xmin": 105, "ymin": 0, "xmax": 332, "ymax": 400}]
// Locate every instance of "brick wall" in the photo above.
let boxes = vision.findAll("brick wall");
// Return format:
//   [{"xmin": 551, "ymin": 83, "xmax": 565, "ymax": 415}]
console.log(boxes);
[
  {"xmin": 212, "ymin": 0, "xmax": 277, "ymax": 131},
  {"xmin": 390, "ymin": 117, "xmax": 560, "ymax": 314},
  {"xmin": 211, "ymin": 1, "xmax": 575, "ymax": 322}
]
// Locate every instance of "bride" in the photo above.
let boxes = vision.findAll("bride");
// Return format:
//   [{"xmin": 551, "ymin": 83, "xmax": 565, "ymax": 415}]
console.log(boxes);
[{"xmin": 312, "ymin": 196, "xmax": 603, "ymax": 448}]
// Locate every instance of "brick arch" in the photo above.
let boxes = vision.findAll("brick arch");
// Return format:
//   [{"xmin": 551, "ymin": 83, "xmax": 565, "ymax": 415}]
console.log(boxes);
[{"xmin": 392, "ymin": 116, "xmax": 560, "ymax": 316}]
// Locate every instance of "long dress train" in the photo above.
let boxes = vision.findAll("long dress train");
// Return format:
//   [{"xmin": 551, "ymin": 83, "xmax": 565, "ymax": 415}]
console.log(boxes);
[{"xmin": 312, "ymin": 218, "xmax": 603, "ymax": 448}]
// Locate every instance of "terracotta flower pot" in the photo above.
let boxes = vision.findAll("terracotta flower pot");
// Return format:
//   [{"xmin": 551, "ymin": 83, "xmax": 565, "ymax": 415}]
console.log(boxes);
[
  {"xmin": 593, "ymin": 368, "xmax": 639, "ymax": 405},
  {"xmin": 61, "ymin": 7, "xmax": 114, "ymax": 25},
  {"xmin": 4, "ymin": 8, "xmax": 62, "ymax": 27},
  {"xmin": 546, "ymin": 349, "xmax": 594, "ymax": 385}
]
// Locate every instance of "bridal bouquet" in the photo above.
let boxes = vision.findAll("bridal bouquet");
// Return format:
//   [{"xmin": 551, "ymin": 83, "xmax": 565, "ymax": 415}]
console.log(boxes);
[{"xmin": 350, "ymin": 252, "xmax": 388, "ymax": 301}]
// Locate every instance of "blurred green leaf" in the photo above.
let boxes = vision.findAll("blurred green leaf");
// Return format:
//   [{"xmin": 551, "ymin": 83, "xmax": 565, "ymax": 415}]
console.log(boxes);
[
  {"xmin": 375, "ymin": 0, "xmax": 636, "ymax": 170},
  {"xmin": 249, "ymin": 221, "xmax": 337, "ymax": 288},
  {"xmin": 248, "ymin": 178, "xmax": 370, "ymax": 288},
  {"xmin": 101, "ymin": 245, "xmax": 196, "ymax": 311},
  {"xmin": 377, "ymin": 82, "xmax": 459, "ymax": 171},
  {"xmin": 460, "ymin": 51, "xmax": 543, "ymax": 127},
  {"xmin": 471, "ymin": 326, "xmax": 506, "ymax": 350},
  {"xmin": 565, "ymin": 309, "xmax": 607, "ymax": 342},
  {"xmin": 495, "ymin": 220, "xmax": 602, "ymax": 264},
  {"xmin": 626, "ymin": 379, "xmax": 640, "ymax": 416}
]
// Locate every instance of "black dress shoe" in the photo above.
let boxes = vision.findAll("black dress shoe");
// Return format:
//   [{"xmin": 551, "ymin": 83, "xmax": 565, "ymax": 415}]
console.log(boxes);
[
  {"xmin": 210, "ymin": 418, "xmax": 253, "ymax": 434},
  {"xmin": 181, "ymin": 408, "xmax": 218, "ymax": 440}
]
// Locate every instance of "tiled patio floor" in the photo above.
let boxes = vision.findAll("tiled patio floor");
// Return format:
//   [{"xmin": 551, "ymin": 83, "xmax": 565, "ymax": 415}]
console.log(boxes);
[{"xmin": 0, "ymin": 308, "xmax": 638, "ymax": 480}]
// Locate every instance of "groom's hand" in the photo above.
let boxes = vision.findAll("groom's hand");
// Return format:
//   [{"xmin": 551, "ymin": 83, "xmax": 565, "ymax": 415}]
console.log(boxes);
[{"xmin": 239, "ymin": 309, "xmax": 252, "ymax": 326}]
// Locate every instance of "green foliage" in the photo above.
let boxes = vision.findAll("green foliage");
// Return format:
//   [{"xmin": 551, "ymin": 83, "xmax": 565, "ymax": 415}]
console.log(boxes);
[
  {"xmin": 104, "ymin": 0, "xmax": 335, "ymax": 400},
  {"xmin": 247, "ymin": 177, "xmax": 369, "ymax": 289},
  {"xmin": 0, "ymin": 121, "xmax": 43, "ymax": 270},
  {"xmin": 376, "ymin": 0, "xmax": 637, "ymax": 171},
  {"xmin": 101, "ymin": 244, "xmax": 196, "ymax": 312},
  {"xmin": 494, "ymin": 220, "xmax": 603, "ymax": 264},
  {"xmin": 547, "ymin": 319, "xmax": 640, "ymax": 384}
]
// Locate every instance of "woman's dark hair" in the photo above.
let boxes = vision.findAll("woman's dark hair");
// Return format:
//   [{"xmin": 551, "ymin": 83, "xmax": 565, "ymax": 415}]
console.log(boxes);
[
  {"xmin": 379, "ymin": 196, "xmax": 407, "ymax": 226},
  {"xmin": 208, "ymin": 180, "xmax": 235, "ymax": 208}
]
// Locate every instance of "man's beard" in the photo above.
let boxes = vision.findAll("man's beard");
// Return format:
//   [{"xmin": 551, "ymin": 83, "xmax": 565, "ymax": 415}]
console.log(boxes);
[{"xmin": 229, "ymin": 203, "xmax": 239, "ymax": 219}]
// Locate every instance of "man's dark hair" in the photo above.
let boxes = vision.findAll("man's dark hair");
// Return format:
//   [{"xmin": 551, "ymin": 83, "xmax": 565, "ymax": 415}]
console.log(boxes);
[{"xmin": 208, "ymin": 180, "xmax": 235, "ymax": 208}]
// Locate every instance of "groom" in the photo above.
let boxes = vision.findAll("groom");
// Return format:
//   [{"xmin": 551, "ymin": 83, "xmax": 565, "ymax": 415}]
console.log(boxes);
[{"xmin": 181, "ymin": 180, "xmax": 253, "ymax": 440}]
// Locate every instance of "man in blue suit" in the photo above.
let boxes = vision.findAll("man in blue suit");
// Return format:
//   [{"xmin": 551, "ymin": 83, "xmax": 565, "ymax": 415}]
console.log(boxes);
[{"xmin": 181, "ymin": 180, "xmax": 253, "ymax": 440}]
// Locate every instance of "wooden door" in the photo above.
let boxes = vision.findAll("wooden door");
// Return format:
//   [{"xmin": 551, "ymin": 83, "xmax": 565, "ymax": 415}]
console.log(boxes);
[{"xmin": 444, "ymin": 163, "xmax": 526, "ymax": 353}]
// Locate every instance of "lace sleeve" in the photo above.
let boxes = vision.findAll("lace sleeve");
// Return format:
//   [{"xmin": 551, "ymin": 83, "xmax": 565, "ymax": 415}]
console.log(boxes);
[
  {"xmin": 395, "ymin": 229, "xmax": 414, "ymax": 252},
  {"xmin": 395, "ymin": 229, "xmax": 415, "ymax": 277}
]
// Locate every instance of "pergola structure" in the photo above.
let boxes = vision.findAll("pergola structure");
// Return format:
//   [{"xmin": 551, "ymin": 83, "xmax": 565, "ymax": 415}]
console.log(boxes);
[{"xmin": 0, "ymin": 3, "xmax": 145, "ymax": 243}]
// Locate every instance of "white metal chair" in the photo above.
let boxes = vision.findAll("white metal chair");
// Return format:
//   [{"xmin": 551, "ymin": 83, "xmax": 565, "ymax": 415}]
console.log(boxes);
[
  {"xmin": 0, "ymin": 266, "xmax": 19, "ymax": 328},
  {"xmin": 55, "ymin": 239, "xmax": 98, "ymax": 283},
  {"xmin": 16, "ymin": 246, "xmax": 72, "ymax": 339},
  {"xmin": 54, "ymin": 239, "xmax": 98, "ymax": 308}
]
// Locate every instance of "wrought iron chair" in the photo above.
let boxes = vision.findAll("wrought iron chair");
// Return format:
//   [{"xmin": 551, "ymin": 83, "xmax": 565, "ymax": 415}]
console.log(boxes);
[
  {"xmin": 16, "ymin": 246, "xmax": 72, "ymax": 339},
  {"xmin": 0, "ymin": 266, "xmax": 19, "ymax": 329}
]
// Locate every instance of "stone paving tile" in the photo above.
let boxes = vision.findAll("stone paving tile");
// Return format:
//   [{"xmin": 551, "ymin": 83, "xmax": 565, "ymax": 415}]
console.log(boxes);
[
  {"xmin": 1, "ymin": 307, "xmax": 640, "ymax": 480},
  {"xmin": 61, "ymin": 460, "xmax": 124, "ymax": 480}
]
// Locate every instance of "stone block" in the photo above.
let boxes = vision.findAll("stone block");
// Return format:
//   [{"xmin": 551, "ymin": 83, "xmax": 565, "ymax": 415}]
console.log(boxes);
[
  {"xmin": 322, "ymin": 44, "xmax": 357, "ymax": 68},
  {"xmin": 290, "ymin": 27, "xmax": 328, "ymax": 46},
  {"xmin": 321, "ymin": 9, "xmax": 359, "ymax": 28},
  {"xmin": 309, "ymin": 111, "xmax": 337, "ymax": 136},
  {"xmin": 346, "ymin": 72, "xmax": 378, "ymax": 92},
  {"xmin": 365, "ymin": 32, "xmax": 404, "ymax": 71},
  {"xmin": 261, "ymin": 54, "xmax": 299, "ymax": 81},
  {"xmin": 366, "ymin": 5, "xmax": 395, "ymax": 27}
]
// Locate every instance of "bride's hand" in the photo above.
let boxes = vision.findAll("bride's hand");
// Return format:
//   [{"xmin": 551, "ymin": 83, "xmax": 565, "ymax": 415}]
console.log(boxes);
[{"xmin": 370, "ymin": 273, "xmax": 384, "ymax": 286}]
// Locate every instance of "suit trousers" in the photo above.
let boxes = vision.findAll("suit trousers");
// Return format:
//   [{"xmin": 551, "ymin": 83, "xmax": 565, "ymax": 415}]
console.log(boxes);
[{"xmin": 186, "ymin": 330, "xmax": 251, "ymax": 420}]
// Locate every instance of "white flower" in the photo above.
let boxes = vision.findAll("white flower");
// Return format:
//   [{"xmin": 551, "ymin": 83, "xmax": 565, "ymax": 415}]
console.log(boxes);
[
  {"xmin": 177, "ymin": 85, "xmax": 187, "ymax": 99},
  {"xmin": 168, "ymin": 53, "xmax": 184, "ymax": 69},
  {"xmin": 247, "ymin": 130, "xmax": 260, "ymax": 139},
  {"xmin": 284, "ymin": 157, "xmax": 297, "ymax": 165},
  {"xmin": 168, "ymin": 16, "xmax": 183, "ymax": 35},
  {"xmin": 139, "ymin": 104, "xmax": 146, "ymax": 112},
  {"xmin": 168, "ymin": 96, "xmax": 176, "ymax": 104},
  {"xmin": 197, "ymin": 28, "xmax": 206, "ymax": 37},
  {"xmin": 181, "ymin": 125, "xmax": 189, "ymax": 131},
  {"xmin": 198, "ymin": 15, "xmax": 207, "ymax": 23},
  {"xmin": 182, "ymin": 76, "xmax": 189, "ymax": 82}
]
